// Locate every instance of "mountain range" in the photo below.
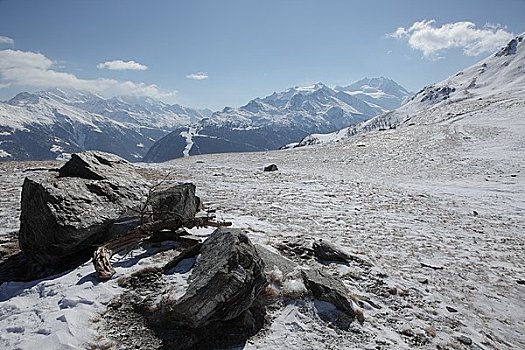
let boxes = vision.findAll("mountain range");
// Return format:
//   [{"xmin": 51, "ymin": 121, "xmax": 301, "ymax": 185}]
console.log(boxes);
[
  {"xmin": 142, "ymin": 77, "xmax": 410, "ymax": 162},
  {"xmin": 0, "ymin": 89, "xmax": 211, "ymax": 161},
  {"xmin": 295, "ymin": 33, "xmax": 525, "ymax": 147}
]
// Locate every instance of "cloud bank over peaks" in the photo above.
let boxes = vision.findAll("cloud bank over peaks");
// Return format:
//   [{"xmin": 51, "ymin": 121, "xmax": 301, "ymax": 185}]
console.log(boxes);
[
  {"xmin": 0, "ymin": 49, "xmax": 176, "ymax": 101},
  {"xmin": 389, "ymin": 20, "xmax": 514, "ymax": 60}
]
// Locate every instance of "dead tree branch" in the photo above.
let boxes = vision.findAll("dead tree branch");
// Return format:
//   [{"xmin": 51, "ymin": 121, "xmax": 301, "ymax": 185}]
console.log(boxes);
[{"xmin": 93, "ymin": 217, "xmax": 232, "ymax": 280}]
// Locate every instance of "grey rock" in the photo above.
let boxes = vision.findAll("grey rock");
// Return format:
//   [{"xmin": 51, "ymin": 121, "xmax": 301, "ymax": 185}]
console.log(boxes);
[
  {"xmin": 19, "ymin": 152, "xmax": 149, "ymax": 267},
  {"xmin": 313, "ymin": 239, "xmax": 352, "ymax": 263},
  {"xmin": 19, "ymin": 152, "xmax": 202, "ymax": 269},
  {"xmin": 255, "ymin": 244, "xmax": 298, "ymax": 276},
  {"xmin": 146, "ymin": 183, "xmax": 199, "ymax": 221},
  {"xmin": 313, "ymin": 239, "xmax": 372, "ymax": 266},
  {"xmin": 457, "ymin": 335, "xmax": 473, "ymax": 346},
  {"xmin": 58, "ymin": 151, "xmax": 133, "ymax": 180},
  {"xmin": 495, "ymin": 38, "xmax": 518, "ymax": 57},
  {"xmin": 158, "ymin": 228, "xmax": 266, "ymax": 328},
  {"xmin": 301, "ymin": 268, "xmax": 356, "ymax": 319}
]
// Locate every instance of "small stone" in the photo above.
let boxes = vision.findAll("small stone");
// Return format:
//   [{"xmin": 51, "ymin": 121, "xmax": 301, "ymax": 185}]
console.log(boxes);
[
  {"xmin": 263, "ymin": 164, "xmax": 278, "ymax": 172},
  {"xmin": 446, "ymin": 306, "xmax": 458, "ymax": 313},
  {"xmin": 401, "ymin": 327, "xmax": 414, "ymax": 337},
  {"xmin": 457, "ymin": 335, "xmax": 472, "ymax": 345}
]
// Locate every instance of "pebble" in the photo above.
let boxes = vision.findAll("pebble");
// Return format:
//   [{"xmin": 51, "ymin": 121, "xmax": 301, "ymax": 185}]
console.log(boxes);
[{"xmin": 457, "ymin": 335, "xmax": 472, "ymax": 345}]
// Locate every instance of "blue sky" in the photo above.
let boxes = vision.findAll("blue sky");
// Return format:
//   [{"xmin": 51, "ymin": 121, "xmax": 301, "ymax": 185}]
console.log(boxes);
[{"xmin": 0, "ymin": 0, "xmax": 524, "ymax": 110}]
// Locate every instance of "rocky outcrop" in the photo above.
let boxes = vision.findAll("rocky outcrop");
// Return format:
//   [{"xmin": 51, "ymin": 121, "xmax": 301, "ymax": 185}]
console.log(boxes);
[
  {"xmin": 157, "ymin": 227, "xmax": 267, "ymax": 328},
  {"xmin": 19, "ymin": 152, "xmax": 148, "ymax": 267}
]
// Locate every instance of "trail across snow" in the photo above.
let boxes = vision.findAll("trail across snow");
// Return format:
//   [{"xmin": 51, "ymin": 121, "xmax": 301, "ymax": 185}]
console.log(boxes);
[{"xmin": 0, "ymin": 96, "xmax": 523, "ymax": 349}]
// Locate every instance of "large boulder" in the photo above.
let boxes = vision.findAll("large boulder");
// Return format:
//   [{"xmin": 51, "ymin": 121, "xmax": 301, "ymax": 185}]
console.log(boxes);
[
  {"xmin": 158, "ymin": 227, "xmax": 267, "ymax": 328},
  {"xmin": 19, "ymin": 151, "xmax": 201, "ymax": 268},
  {"xmin": 19, "ymin": 151, "xmax": 149, "ymax": 267}
]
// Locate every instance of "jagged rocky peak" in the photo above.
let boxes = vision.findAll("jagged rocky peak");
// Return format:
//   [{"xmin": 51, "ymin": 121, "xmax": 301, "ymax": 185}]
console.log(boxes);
[
  {"xmin": 495, "ymin": 33, "xmax": 523, "ymax": 57},
  {"xmin": 7, "ymin": 92, "xmax": 42, "ymax": 106}
]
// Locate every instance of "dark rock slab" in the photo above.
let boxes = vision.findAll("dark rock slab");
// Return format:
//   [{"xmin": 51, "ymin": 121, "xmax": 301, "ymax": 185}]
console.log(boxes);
[
  {"xmin": 313, "ymin": 239, "xmax": 372, "ymax": 266},
  {"xmin": 301, "ymin": 268, "xmax": 357, "ymax": 320},
  {"xmin": 313, "ymin": 239, "xmax": 352, "ymax": 263},
  {"xmin": 157, "ymin": 227, "xmax": 267, "ymax": 328},
  {"xmin": 263, "ymin": 164, "xmax": 278, "ymax": 172}
]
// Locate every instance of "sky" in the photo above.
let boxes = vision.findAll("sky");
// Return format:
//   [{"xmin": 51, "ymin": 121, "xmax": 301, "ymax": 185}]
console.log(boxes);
[{"xmin": 0, "ymin": 0, "xmax": 524, "ymax": 110}]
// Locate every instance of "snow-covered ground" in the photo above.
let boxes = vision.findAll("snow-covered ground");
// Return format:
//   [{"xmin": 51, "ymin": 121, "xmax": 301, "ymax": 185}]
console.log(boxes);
[{"xmin": 0, "ymin": 89, "xmax": 523, "ymax": 349}]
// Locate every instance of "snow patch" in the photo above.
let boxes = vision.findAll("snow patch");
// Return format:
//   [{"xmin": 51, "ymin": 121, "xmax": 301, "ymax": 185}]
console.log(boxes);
[
  {"xmin": 50, "ymin": 144, "xmax": 64, "ymax": 153},
  {"xmin": 0, "ymin": 149, "xmax": 12, "ymax": 158}
]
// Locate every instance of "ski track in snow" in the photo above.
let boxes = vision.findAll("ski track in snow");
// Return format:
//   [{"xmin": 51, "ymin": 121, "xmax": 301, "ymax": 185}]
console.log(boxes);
[
  {"xmin": 0, "ymin": 97, "xmax": 524, "ymax": 349},
  {"xmin": 179, "ymin": 126, "xmax": 196, "ymax": 157}
]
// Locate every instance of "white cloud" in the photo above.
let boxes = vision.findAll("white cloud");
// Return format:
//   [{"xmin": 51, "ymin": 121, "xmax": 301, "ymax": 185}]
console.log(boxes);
[
  {"xmin": 0, "ymin": 36, "xmax": 14, "ymax": 45},
  {"xmin": 388, "ymin": 20, "xmax": 514, "ymax": 60},
  {"xmin": 186, "ymin": 72, "xmax": 208, "ymax": 80},
  {"xmin": 0, "ymin": 49, "xmax": 176, "ymax": 100},
  {"xmin": 97, "ymin": 59, "xmax": 148, "ymax": 71}
]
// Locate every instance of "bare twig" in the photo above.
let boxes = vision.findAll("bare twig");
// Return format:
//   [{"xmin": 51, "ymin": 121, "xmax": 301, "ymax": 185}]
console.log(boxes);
[
  {"xmin": 92, "ymin": 217, "xmax": 232, "ymax": 280},
  {"xmin": 126, "ymin": 171, "xmax": 174, "ymax": 223}
]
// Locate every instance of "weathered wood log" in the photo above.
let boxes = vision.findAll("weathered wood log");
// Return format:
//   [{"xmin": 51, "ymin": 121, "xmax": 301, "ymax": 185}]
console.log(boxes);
[{"xmin": 93, "ymin": 217, "xmax": 232, "ymax": 280}]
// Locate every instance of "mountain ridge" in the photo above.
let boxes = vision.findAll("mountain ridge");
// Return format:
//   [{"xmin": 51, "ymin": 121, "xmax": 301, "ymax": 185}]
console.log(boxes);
[
  {"xmin": 294, "ymin": 33, "xmax": 525, "ymax": 147},
  {"xmin": 143, "ymin": 77, "xmax": 410, "ymax": 162},
  {"xmin": 0, "ymin": 89, "xmax": 210, "ymax": 161}
]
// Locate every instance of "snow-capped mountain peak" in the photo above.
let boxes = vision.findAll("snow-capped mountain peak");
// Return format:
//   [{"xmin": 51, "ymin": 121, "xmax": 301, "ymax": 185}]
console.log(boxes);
[
  {"xmin": 143, "ymin": 77, "xmax": 410, "ymax": 162},
  {"xmin": 344, "ymin": 77, "xmax": 410, "ymax": 97}
]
